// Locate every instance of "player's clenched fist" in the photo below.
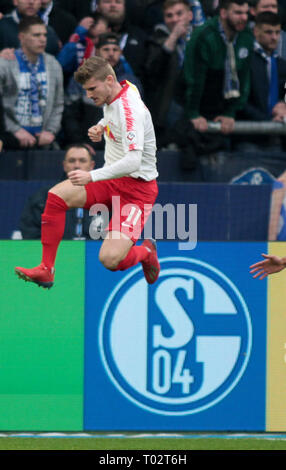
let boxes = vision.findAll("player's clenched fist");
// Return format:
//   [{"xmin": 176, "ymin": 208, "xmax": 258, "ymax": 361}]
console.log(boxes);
[{"xmin": 88, "ymin": 124, "xmax": 104, "ymax": 142}]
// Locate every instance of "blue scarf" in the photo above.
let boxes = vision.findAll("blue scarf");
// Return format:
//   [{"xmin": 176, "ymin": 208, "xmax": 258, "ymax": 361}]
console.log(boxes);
[{"xmin": 15, "ymin": 49, "xmax": 48, "ymax": 134}]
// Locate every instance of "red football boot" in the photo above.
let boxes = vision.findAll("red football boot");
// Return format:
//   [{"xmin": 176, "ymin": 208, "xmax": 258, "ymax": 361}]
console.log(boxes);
[
  {"xmin": 141, "ymin": 239, "xmax": 160, "ymax": 284},
  {"xmin": 15, "ymin": 263, "xmax": 55, "ymax": 289}
]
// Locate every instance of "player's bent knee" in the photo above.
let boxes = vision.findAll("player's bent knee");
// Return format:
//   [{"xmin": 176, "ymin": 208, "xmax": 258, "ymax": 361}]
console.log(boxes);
[{"xmin": 99, "ymin": 249, "xmax": 122, "ymax": 271}]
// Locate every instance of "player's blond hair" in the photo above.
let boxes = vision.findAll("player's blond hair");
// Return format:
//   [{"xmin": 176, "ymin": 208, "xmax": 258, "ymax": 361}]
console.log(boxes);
[{"xmin": 74, "ymin": 56, "xmax": 116, "ymax": 84}]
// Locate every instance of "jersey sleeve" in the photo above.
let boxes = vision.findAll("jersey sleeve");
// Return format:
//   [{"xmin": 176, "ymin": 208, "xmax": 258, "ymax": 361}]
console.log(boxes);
[{"xmin": 89, "ymin": 149, "xmax": 142, "ymax": 182}]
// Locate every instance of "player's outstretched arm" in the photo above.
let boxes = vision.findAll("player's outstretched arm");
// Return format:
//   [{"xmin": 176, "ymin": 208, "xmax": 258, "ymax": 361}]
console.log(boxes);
[{"xmin": 249, "ymin": 253, "xmax": 286, "ymax": 280}]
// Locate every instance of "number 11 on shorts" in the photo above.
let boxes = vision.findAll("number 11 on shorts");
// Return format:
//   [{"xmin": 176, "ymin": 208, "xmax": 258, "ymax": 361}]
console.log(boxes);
[{"xmin": 122, "ymin": 206, "xmax": 142, "ymax": 228}]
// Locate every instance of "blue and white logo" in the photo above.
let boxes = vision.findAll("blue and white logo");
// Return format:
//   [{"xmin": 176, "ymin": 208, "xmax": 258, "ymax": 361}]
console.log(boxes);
[{"xmin": 99, "ymin": 257, "xmax": 252, "ymax": 415}]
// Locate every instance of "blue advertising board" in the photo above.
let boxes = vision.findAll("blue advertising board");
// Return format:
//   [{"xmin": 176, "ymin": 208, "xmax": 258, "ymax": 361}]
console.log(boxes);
[{"xmin": 84, "ymin": 241, "xmax": 267, "ymax": 430}]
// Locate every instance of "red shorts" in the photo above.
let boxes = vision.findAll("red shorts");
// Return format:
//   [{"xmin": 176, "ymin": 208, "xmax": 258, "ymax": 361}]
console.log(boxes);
[{"xmin": 84, "ymin": 176, "xmax": 158, "ymax": 243}]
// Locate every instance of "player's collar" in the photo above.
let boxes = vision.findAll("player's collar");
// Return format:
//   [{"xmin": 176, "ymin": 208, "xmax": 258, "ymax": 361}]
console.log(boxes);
[{"xmin": 109, "ymin": 80, "xmax": 129, "ymax": 104}]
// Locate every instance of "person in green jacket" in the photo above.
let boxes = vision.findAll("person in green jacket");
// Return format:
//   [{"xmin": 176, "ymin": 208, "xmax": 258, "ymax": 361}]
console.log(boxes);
[{"xmin": 184, "ymin": 0, "xmax": 253, "ymax": 135}]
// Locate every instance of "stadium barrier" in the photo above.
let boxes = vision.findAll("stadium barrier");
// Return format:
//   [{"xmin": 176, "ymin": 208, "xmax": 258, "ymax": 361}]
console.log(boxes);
[
  {"xmin": 207, "ymin": 120, "xmax": 286, "ymax": 134},
  {"xmin": 1, "ymin": 240, "xmax": 286, "ymax": 431}
]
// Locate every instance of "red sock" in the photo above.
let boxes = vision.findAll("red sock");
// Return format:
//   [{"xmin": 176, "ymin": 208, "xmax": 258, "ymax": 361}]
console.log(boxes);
[
  {"xmin": 41, "ymin": 192, "xmax": 68, "ymax": 269},
  {"xmin": 116, "ymin": 245, "xmax": 149, "ymax": 271}
]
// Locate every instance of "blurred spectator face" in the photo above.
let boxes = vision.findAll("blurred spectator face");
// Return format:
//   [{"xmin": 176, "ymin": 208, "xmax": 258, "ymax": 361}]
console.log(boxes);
[
  {"xmin": 97, "ymin": 42, "xmax": 121, "ymax": 67},
  {"xmin": 89, "ymin": 19, "xmax": 109, "ymax": 45},
  {"xmin": 163, "ymin": 2, "xmax": 193, "ymax": 32},
  {"xmin": 19, "ymin": 23, "xmax": 47, "ymax": 56},
  {"xmin": 254, "ymin": 22, "xmax": 281, "ymax": 52},
  {"xmin": 63, "ymin": 147, "xmax": 95, "ymax": 173},
  {"xmin": 220, "ymin": 2, "xmax": 249, "ymax": 33},
  {"xmin": 97, "ymin": 0, "xmax": 125, "ymax": 26},
  {"xmin": 13, "ymin": 0, "xmax": 41, "ymax": 16},
  {"xmin": 252, "ymin": 0, "xmax": 278, "ymax": 15}
]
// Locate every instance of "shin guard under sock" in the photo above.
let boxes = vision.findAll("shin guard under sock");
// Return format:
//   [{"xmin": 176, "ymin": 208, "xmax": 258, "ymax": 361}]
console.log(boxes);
[{"xmin": 41, "ymin": 192, "xmax": 68, "ymax": 269}]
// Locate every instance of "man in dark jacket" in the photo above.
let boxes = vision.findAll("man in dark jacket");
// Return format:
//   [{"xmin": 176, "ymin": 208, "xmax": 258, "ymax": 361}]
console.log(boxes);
[
  {"xmin": 145, "ymin": 0, "xmax": 193, "ymax": 147},
  {"xmin": 239, "ymin": 11, "xmax": 286, "ymax": 149},
  {"xmin": 20, "ymin": 144, "xmax": 98, "ymax": 239}
]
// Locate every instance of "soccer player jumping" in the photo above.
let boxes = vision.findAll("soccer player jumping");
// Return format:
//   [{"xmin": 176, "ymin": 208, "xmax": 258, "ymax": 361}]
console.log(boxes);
[{"xmin": 15, "ymin": 57, "xmax": 160, "ymax": 288}]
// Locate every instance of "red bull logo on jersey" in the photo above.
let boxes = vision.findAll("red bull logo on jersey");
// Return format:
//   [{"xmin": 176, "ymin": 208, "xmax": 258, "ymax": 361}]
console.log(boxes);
[{"xmin": 104, "ymin": 125, "xmax": 116, "ymax": 142}]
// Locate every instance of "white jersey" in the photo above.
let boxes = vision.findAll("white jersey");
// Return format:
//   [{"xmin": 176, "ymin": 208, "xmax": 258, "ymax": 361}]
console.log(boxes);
[{"xmin": 95, "ymin": 80, "xmax": 158, "ymax": 182}]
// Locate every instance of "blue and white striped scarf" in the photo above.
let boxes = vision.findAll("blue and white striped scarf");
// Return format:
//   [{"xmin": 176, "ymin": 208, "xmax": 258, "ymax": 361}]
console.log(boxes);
[
  {"xmin": 14, "ymin": 49, "xmax": 48, "ymax": 135},
  {"xmin": 218, "ymin": 20, "xmax": 240, "ymax": 99}
]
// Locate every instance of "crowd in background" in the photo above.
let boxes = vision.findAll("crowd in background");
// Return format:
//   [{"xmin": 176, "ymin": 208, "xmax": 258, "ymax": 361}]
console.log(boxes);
[{"xmin": 0, "ymin": 0, "xmax": 286, "ymax": 164}]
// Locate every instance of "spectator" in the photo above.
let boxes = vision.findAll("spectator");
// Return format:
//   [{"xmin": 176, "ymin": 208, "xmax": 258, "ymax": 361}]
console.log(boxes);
[
  {"xmin": 96, "ymin": 32, "xmax": 144, "ymax": 95},
  {"xmin": 62, "ymin": 33, "xmax": 143, "ymax": 149},
  {"xmin": 239, "ymin": 11, "xmax": 286, "ymax": 150},
  {"xmin": 0, "ymin": 16, "xmax": 64, "ymax": 149},
  {"xmin": 96, "ymin": 0, "xmax": 149, "ymax": 84},
  {"xmin": 179, "ymin": 0, "xmax": 253, "ymax": 169},
  {"xmin": 132, "ymin": 0, "xmax": 205, "ymax": 33},
  {"xmin": 184, "ymin": 0, "xmax": 253, "ymax": 132},
  {"xmin": 145, "ymin": 0, "xmax": 193, "ymax": 147},
  {"xmin": 39, "ymin": 0, "xmax": 78, "ymax": 46},
  {"xmin": 57, "ymin": 13, "xmax": 108, "ymax": 84},
  {"xmin": 0, "ymin": 0, "xmax": 60, "ymax": 57},
  {"xmin": 20, "ymin": 144, "xmax": 98, "ymax": 240},
  {"xmin": 249, "ymin": 0, "xmax": 286, "ymax": 59}
]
